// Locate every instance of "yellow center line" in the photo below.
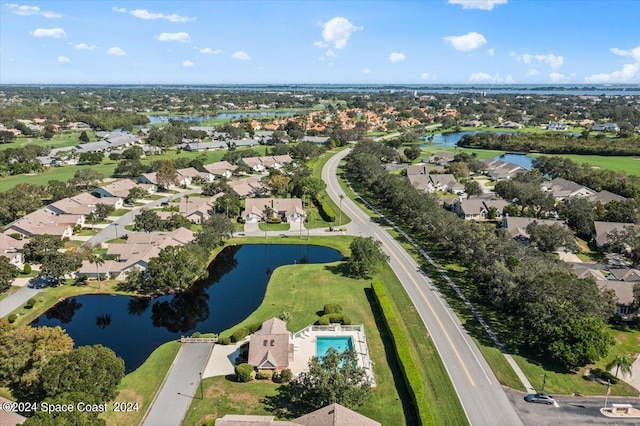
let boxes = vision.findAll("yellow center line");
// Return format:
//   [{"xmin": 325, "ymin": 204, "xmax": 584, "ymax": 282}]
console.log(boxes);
[{"xmin": 330, "ymin": 168, "xmax": 476, "ymax": 386}]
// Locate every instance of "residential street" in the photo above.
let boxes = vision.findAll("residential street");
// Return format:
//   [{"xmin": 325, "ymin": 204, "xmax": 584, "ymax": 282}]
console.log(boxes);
[{"xmin": 322, "ymin": 148, "xmax": 524, "ymax": 426}]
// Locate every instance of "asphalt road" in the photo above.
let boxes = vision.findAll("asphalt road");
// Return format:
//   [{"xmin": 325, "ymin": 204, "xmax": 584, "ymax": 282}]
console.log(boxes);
[
  {"xmin": 141, "ymin": 342, "xmax": 214, "ymax": 426},
  {"xmin": 0, "ymin": 285, "xmax": 42, "ymax": 317},
  {"xmin": 505, "ymin": 389, "xmax": 640, "ymax": 425},
  {"xmin": 322, "ymin": 149, "xmax": 524, "ymax": 426}
]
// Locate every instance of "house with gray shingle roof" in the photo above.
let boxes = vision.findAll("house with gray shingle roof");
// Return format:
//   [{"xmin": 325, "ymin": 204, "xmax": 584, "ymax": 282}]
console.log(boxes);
[
  {"xmin": 593, "ymin": 221, "xmax": 640, "ymax": 248},
  {"xmin": 541, "ymin": 178, "xmax": 596, "ymax": 200},
  {"xmin": 248, "ymin": 318, "xmax": 292, "ymax": 371}
]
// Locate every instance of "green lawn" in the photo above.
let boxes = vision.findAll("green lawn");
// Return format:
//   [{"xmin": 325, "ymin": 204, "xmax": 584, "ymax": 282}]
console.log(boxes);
[
  {"xmin": 0, "ymin": 132, "xmax": 90, "ymax": 152},
  {"xmin": 110, "ymin": 209, "xmax": 130, "ymax": 216},
  {"xmin": 101, "ymin": 341, "xmax": 182, "ymax": 426},
  {"xmin": 305, "ymin": 148, "xmax": 351, "ymax": 229},
  {"xmin": 258, "ymin": 222, "xmax": 291, "ymax": 232}
]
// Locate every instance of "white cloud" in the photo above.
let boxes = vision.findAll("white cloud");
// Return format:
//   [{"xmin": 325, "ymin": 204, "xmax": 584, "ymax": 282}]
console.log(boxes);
[
  {"xmin": 421, "ymin": 72, "xmax": 430, "ymax": 80},
  {"xmin": 321, "ymin": 17, "xmax": 362, "ymax": 50},
  {"xmin": 388, "ymin": 52, "xmax": 406, "ymax": 63},
  {"xmin": 585, "ymin": 45, "xmax": 640, "ymax": 83},
  {"xmin": 535, "ymin": 53, "xmax": 563, "ymax": 69},
  {"xmin": 200, "ymin": 48, "xmax": 224, "ymax": 55},
  {"xmin": 444, "ymin": 32, "xmax": 487, "ymax": 51},
  {"xmin": 469, "ymin": 72, "xmax": 507, "ymax": 83},
  {"xmin": 549, "ymin": 72, "xmax": 567, "ymax": 83},
  {"xmin": 325, "ymin": 49, "xmax": 337, "ymax": 58},
  {"xmin": 318, "ymin": 55, "xmax": 325, "ymax": 61},
  {"xmin": 231, "ymin": 51, "xmax": 251, "ymax": 60},
  {"xmin": 75, "ymin": 43, "xmax": 97, "ymax": 50},
  {"xmin": 6, "ymin": 3, "xmax": 61, "ymax": 18},
  {"xmin": 448, "ymin": 0, "xmax": 507, "ymax": 10},
  {"xmin": 517, "ymin": 53, "xmax": 563, "ymax": 69},
  {"xmin": 31, "ymin": 28, "xmax": 65, "ymax": 38},
  {"xmin": 130, "ymin": 9, "xmax": 195, "ymax": 22},
  {"xmin": 362, "ymin": 68, "xmax": 371, "ymax": 74},
  {"xmin": 527, "ymin": 69, "xmax": 539, "ymax": 76},
  {"xmin": 329, "ymin": 62, "xmax": 334, "ymax": 67},
  {"xmin": 313, "ymin": 41, "xmax": 328, "ymax": 48},
  {"xmin": 112, "ymin": 7, "xmax": 127, "ymax": 13},
  {"xmin": 487, "ymin": 48, "xmax": 495, "ymax": 56},
  {"xmin": 182, "ymin": 60, "xmax": 195, "ymax": 67},
  {"xmin": 57, "ymin": 56, "xmax": 70, "ymax": 63},
  {"xmin": 156, "ymin": 32, "xmax": 191, "ymax": 43},
  {"xmin": 106, "ymin": 47, "xmax": 126, "ymax": 56}
]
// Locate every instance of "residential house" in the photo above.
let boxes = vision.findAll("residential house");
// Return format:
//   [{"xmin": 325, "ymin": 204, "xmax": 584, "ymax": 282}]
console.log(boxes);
[
  {"xmin": 0, "ymin": 233, "xmax": 28, "ymax": 267},
  {"xmin": 592, "ymin": 122, "xmax": 620, "ymax": 132},
  {"xmin": 4, "ymin": 209, "xmax": 84, "ymax": 239},
  {"xmin": 302, "ymin": 135, "xmax": 330, "ymax": 144},
  {"xmin": 609, "ymin": 267, "xmax": 640, "ymax": 283},
  {"xmin": 453, "ymin": 197, "xmax": 510, "ymax": 220},
  {"xmin": 496, "ymin": 121, "xmax": 524, "ymax": 129},
  {"xmin": 482, "ymin": 159, "xmax": 527, "ymax": 181},
  {"xmin": 169, "ymin": 195, "xmax": 220, "ymax": 224},
  {"xmin": 409, "ymin": 173, "xmax": 464, "ymax": 194},
  {"xmin": 588, "ymin": 190, "xmax": 626, "ymax": 205},
  {"xmin": 541, "ymin": 178, "xmax": 596, "ymax": 200},
  {"xmin": 242, "ymin": 198, "xmax": 306, "ymax": 223},
  {"xmin": 176, "ymin": 167, "xmax": 201, "ymax": 186},
  {"xmin": 547, "ymin": 122, "xmax": 568, "ymax": 131},
  {"xmin": 593, "ymin": 221, "xmax": 640, "ymax": 248},
  {"xmin": 406, "ymin": 163, "xmax": 445, "ymax": 176},
  {"xmin": 46, "ymin": 192, "xmax": 123, "ymax": 216},
  {"xmin": 216, "ymin": 403, "xmax": 381, "ymax": 426},
  {"xmin": 248, "ymin": 318, "xmax": 293, "ymax": 371},
  {"xmin": 229, "ymin": 138, "xmax": 259, "ymax": 148},
  {"xmin": 95, "ymin": 179, "xmax": 156, "ymax": 199},
  {"xmin": 501, "ymin": 216, "xmax": 569, "ymax": 240},
  {"xmin": 203, "ymin": 161, "xmax": 238, "ymax": 179},
  {"xmin": 240, "ymin": 155, "xmax": 293, "ymax": 173},
  {"xmin": 182, "ymin": 141, "xmax": 228, "ymax": 151},
  {"xmin": 597, "ymin": 280, "xmax": 638, "ymax": 319},
  {"xmin": 428, "ymin": 151, "xmax": 456, "ymax": 165},
  {"xmin": 229, "ymin": 177, "xmax": 266, "ymax": 198}
]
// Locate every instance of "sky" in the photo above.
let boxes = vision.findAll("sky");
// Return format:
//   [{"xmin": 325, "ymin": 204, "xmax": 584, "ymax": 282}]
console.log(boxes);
[{"xmin": 1, "ymin": 0, "xmax": 639, "ymax": 85}]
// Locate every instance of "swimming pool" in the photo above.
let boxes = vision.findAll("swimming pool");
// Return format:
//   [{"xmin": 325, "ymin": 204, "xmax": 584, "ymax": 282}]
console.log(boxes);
[{"xmin": 316, "ymin": 336, "xmax": 354, "ymax": 357}]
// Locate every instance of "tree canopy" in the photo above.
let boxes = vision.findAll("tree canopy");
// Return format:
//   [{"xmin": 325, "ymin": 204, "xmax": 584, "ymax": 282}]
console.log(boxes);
[{"xmin": 346, "ymin": 237, "xmax": 389, "ymax": 278}]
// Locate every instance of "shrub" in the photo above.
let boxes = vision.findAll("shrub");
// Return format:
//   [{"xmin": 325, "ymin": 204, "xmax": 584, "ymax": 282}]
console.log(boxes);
[
  {"xmin": 8, "ymin": 314, "xmax": 17, "ymax": 323},
  {"xmin": 26, "ymin": 298, "xmax": 37, "ymax": 308},
  {"xmin": 592, "ymin": 368, "xmax": 618, "ymax": 385},
  {"xmin": 10, "ymin": 233, "xmax": 22, "ymax": 240},
  {"xmin": 218, "ymin": 336, "xmax": 231, "ymax": 345},
  {"xmin": 279, "ymin": 369, "xmax": 293, "ymax": 383},
  {"xmin": 246, "ymin": 322, "xmax": 263, "ymax": 334},
  {"xmin": 22, "ymin": 263, "xmax": 32, "ymax": 275},
  {"xmin": 256, "ymin": 369, "xmax": 273, "ymax": 380},
  {"xmin": 235, "ymin": 363, "xmax": 255, "ymax": 382},
  {"xmin": 312, "ymin": 197, "xmax": 336, "ymax": 222},
  {"xmin": 341, "ymin": 314, "xmax": 353, "ymax": 325},
  {"xmin": 191, "ymin": 332, "xmax": 201, "ymax": 338},
  {"xmin": 317, "ymin": 315, "xmax": 330, "ymax": 325},
  {"xmin": 323, "ymin": 303, "xmax": 343, "ymax": 315},
  {"xmin": 266, "ymin": 217, "xmax": 282, "ymax": 224},
  {"xmin": 232, "ymin": 327, "xmax": 249, "ymax": 342},
  {"xmin": 327, "ymin": 313, "xmax": 344, "ymax": 323},
  {"xmin": 279, "ymin": 311, "xmax": 292, "ymax": 322}
]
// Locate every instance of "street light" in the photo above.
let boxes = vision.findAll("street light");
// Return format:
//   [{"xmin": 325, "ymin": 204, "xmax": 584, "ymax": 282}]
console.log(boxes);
[
  {"xmin": 540, "ymin": 373, "xmax": 546, "ymax": 392},
  {"xmin": 338, "ymin": 194, "xmax": 344, "ymax": 228},
  {"xmin": 199, "ymin": 372, "xmax": 204, "ymax": 400},
  {"xmin": 114, "ymin": 223, "xmax": 119, "ymax": 239}
]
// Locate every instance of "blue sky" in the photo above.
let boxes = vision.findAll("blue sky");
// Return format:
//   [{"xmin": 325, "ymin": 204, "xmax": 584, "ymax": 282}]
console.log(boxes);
[{"xmin": 1, "ymin": 0, "xmax": 639, "ymax": 84}]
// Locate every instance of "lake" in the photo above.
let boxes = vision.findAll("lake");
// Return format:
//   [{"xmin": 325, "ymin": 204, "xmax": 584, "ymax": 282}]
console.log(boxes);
[
  {"xmin": 31, "ymin": 244, "xmax": 342, "ymax": 372},
  {"xmin": 421, "ymin": 130, "xmax": 520, "ymax": 147},
  {"xmin": 147, "ymin": 111, "xmax": 298, "ymax": 124},
  {"xmin": 493, "ymin": 153, "xmax": 534, "ymax": 170}
]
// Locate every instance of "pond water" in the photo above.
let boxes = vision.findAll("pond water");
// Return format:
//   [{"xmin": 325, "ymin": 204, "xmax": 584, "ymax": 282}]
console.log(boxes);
[
  {"xmin": 493, "ymin": 153, "xmax": 534, "ymax": 170},
  {"xmin": 32, "ymin": 244, "xmax": 342, "ymax": 372},
  {"xmin": 146, "ymin": 111, "xmax": 298, "ymax": 124},
  {"xmin": 421, "ymin": 130, "xmax": 521, "ymax": 147}
]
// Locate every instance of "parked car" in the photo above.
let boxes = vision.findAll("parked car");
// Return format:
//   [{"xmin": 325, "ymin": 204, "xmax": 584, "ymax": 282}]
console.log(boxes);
[{"xmin": 524, "ymin": 393, "xmax": 555, "ymax": 405}]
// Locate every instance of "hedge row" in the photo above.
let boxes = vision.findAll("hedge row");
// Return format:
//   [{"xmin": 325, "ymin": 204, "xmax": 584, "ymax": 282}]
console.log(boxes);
[
  {"xmin": 316, "ymin": 313, "xmax": 352, "ymax": 325},
  {"xmin": 231, "ymin": 322, "xmax": 263, "ymax": 343},
  {"xmin": 371, "ymin": 279, "xmax": 434, "ymax": 426},
  {"xmin": 591, "ymin": 368, "xmax": 619, "ymax": 385},
  {"xmin": 312, "ymin": 197, "xmax": 336, "ymax": 222}
]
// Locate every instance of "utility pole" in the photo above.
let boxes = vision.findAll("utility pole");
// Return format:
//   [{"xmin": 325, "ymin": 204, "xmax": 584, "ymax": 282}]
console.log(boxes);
[
  {"xmin": 540, "ymin": 373, "xmax": 546, "ymax": 393},
  {"xmin": 338, "ymin": 194, "xmax": 344, "ymax": 228}
]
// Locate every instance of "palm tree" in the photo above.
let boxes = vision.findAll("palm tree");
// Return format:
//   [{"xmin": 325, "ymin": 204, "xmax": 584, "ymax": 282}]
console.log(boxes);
[
  {"xmin": 89, "ymin": 255, "xmax": 105, "ymax": 290},
  {"xmin": 338, "ymin": 194, "xmax": 345, "ymax": 227},
  {"xmin": 606, "ymin": 355, "xmax": 634, "ymax": 379},
  {"xmin": 262, "ymin": 205, "xmax": 274, "ymax": 239}
]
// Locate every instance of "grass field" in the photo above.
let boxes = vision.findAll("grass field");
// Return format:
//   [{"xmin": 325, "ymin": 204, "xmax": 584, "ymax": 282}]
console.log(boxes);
[
  {"xmin": 0, "ymin": 132, "xmax": 94, "ymax": 152},
  {"xmin": 101, "ymin": 341, "xmax": 182, "ymax": 426},
  {"xmin": 258, "ymin": 222, "xmax": 291, "ymax": 232}
]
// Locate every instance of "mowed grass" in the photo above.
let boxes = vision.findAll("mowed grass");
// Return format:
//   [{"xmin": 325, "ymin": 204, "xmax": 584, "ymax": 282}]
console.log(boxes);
[
  {"xmin": 101, "ymin": 341, "xmax": 182, "ymax": 426},
  {"xmin": 0, "ymin": 132, "xmax": 91, "ymax": 151},
  {"xmin": 188, "ymin": 260, "xmax": 412, "ymax": 425},
  {"xmin": 306, "ymin": 148, "xmax": 351, "ymax": 229}
]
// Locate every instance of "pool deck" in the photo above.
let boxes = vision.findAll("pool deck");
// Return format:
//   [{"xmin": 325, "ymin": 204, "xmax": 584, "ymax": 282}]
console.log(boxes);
[{"xmin": 289, "ymin": 324, "xmax": 375, "ymax": 386}]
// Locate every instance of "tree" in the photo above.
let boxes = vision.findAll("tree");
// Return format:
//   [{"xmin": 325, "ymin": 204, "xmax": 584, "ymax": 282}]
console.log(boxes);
[
  {"xmin": 0, "ymin": 257, "xmax": 19, "ymax": 293},
  {"xmin": 548, "ymin": 316, "xmax": 613, "ymax": 370},
  {"xmin": 526, "ymin": 222, "xmax": 578, "ymax": 253},
  {"xmin": 284, "ymin": 348, "xmax": 370, "ymax": 411},
  {"xmin": 79, "ymin": 130, "xmax": 90, "ymax": 143},
  {"xmin": 291, "ymin": 141, "xmax": 321, "ymax": 160},
  {"xmin": 114, "ymin": 159, "xmax": 147, "ymax": 177},
  {"xmin": 143, "ymin": 245, "xmax": 207, "ymax": 293},
  {"xmin": 133, "ymin": 209, "xmax": 162, "ymax": 232},
  {"xmin": 36, "ymin": 345, "xmax": 124, "ymax": 403},
  {"xmin": 24, "ymin": 235, "xmax": 64, "ymax": 263},
  {"xmin": 557, "ymin": 198, "xmax": 596, "ymax": 238},
  {"xmin": 346, "ymin": 237, "xmax": 389, "ymax": 278},
  {"xmin": 269, "ymin": 175, "xmax": 292, "ymax": 197},
  {"xmin": 292, "ymin": 176, "xmax": 325, "ymax": 199},
  {"xmin": 606, "ymin": 355, "xmax": 633, "ymax": 379},
  {"xmin": 214, "ymin": 194, "xmax": 241, "ymax": 218},
  {"xmin": 22, "ymin": 393, "xmax": 106, "ymax": 426},
  {"xmin": 126, "ymin": 186, "xmax": 148, "ymax": 203},
  {"xmin": 89, "ymin": 255, "xmax": 106, "ymax": 289},
  {"xmin": 94, "ymin": 203, "xmax": 114, "ymax": 220},
  {"xmin": 155, "ymin": 159, "xmax": 178, "ymax": 189},
  {"xmin": 464, "ymin": 180, "xmax": 483, "ymax": 198},
  {"xmin": 79, "ymin": 151, "xmax": 104, "ymax": 165},
  {"xmin": 39, "ymin": 252, "xmax": 78, "ymax": 285},
  {"xmin": 0, "ymin": 321, "xmax": 73, "ymax": 399},
  {"xmin": 46, "ymin": 180, "xmax": 75, "ymax": 202},
  {"xmin": 42, "ymin": 124, "xmax": 55, "ymax": 139},
  {"xmin": 403, "ymin": 146, "xmax": 421, "ymax": 161},
  {"xmin": 69, "ymin": 169, "xmax": 104, "ymax": 192},
  {"xmin": 0, "ymin": 130, "xmax": 16, "ymax": 144},
  {"xmin": 271, "ymin": 130, "xmax": 287, "ymax": 144},
  {"xmin": 0, "ymin": 182, "xmax": 45, "ymax": 223}
]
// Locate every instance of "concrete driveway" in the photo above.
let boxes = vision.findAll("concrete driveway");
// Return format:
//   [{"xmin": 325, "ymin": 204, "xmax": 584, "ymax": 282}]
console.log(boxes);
[{"xmin": 202, "ymin": 342, "xmax": 243, "ymax": 378}]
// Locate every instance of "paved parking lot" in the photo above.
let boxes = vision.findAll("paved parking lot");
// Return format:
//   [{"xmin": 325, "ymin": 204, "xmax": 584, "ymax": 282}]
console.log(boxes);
[{"xmin": 505, "ymin": 388, "xmax": 640, "ymax": 425}]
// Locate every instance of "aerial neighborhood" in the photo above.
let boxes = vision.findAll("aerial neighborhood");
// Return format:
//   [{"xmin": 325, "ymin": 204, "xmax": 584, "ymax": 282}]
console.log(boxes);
[{"xmin": 0, "ymin": 83, "xmax": 639, "ymax": 426}]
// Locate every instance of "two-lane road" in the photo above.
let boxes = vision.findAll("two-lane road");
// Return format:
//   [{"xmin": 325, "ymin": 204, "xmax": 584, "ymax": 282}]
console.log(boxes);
[{"xmin": 323, "ymin": 149, "xmax": 523, "ymax": 425}]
